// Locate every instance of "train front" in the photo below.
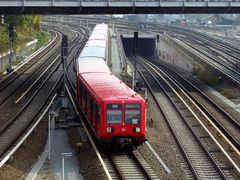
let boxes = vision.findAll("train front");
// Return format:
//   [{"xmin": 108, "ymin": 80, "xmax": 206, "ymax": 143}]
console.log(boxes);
[{"xmin": 99, "ymin": 98, "xmax": 147, "ymax": 149}]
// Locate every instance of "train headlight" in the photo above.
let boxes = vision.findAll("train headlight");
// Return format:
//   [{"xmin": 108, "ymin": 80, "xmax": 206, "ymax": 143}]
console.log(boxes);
[
  {"xmin": 134, "ymin": 127, "xmax": 141, "ymax": 133},
  {"xmin": 106, "ymin": 127, "xmax": 114, "ymax": 132}
]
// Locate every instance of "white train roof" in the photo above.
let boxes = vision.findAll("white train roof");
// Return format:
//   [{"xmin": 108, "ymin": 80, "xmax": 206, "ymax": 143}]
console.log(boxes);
[{"xmin": 85, "ymin": 40, "xmax": 107, "ymax": 48}]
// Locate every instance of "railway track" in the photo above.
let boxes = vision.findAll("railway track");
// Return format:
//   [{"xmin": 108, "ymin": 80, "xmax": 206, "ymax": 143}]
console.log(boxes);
[
  {"xmin": 188, "ymin": 29, "xmax": 240, "ymax": 65},
  {"xmin": 102, "ymin": 151, "xmax": 159, "ymax": 180},
  {"xmin": 0, "ymin": 30, "xmax": 60, "ymax": 88},
  {"xmin": 149, "ymin": 60, "xmax": 240, "ymax": 151},
  {"xmin": 0, "ymin": 31, "xmax": 61, "ymax": 107},
  {"xmin": 132, "ymin": 56, "xmax": 240, "ymax": 179},
  {"xmin": 177, "ymin": 34, "xmax": 240, "ymax": 70},
  {"xmin": 174, "ymin": 35, "xmax": 240, "ymax": 84},
  {"xmin": 160, "ymin": 25, "xmax": 240, "ymax": 65},
  {"xmin": 0, "ymin": 26, "xmax": 85, "ymax": 167},
  {"xmin": 152, "ymin": 25, "xmax": 240, "ymax": 84},
  {"xmin": 170, "ymin": 34, "xmax": 240, "ymax": 84}
]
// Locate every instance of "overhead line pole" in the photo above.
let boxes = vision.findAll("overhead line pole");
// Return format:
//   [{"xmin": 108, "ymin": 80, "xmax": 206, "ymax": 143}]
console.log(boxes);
[
  {"xmin": 61, "ymin": 34, "xmax": 69, "ymax": 108},
  {"xmin": 133, "ymin": 31, "xmax": 138, "ymax": 91},
  {"xmin": 7, "ymin": 24, "xmax": 14, "ymax": 74}
]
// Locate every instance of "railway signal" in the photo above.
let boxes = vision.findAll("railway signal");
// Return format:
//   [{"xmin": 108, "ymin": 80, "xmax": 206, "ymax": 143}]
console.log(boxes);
[
  {"xmin": 61, "ymin": 34, "xmax": 68, "ymax": 107},
  {"xmin": 7, "ymin": 24, "xmax": 14, "ymax": 74},
  {"xmin": 133, "ymin": 32, "xmax": 138, "ymax": 90},
  {"xmin": 61, "ymin": 34, "xmax": 68, "ymax": 67}
]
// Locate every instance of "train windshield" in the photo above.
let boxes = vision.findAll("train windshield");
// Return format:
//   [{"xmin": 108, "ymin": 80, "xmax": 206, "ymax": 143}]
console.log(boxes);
[
  {"xmin": 125, "ymin": 104, "xmax": 141, "ymax": 124},
  {"xmin": 107, "ymin": 104, "xmax": 122, "ymax": 124}
]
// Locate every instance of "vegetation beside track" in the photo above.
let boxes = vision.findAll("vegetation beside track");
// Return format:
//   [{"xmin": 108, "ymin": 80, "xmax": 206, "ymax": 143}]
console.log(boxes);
[
  {"xmin": 0, "ymin": 15, "xmax": 49, "ymax": 54},
  {"xmin": 0, "ymin": 15, "xmax": 50, "ymax": 73}
]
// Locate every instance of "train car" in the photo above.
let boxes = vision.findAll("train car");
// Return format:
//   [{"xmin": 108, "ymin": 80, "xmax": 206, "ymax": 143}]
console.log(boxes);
[
  {"xmin": 76, "ymin": 24, "xmax": 146, "ymax": 148},
  {"xmin": 79, "ymin": 24, "xmax": 108, "ymax": 61}
]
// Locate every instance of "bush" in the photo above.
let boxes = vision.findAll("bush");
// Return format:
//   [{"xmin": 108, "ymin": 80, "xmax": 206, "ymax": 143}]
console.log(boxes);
[
  {"xmin": 34, "ymin": 31, "xmax": 50, "ymax": 49},
  {"xmin": 0, "ymin": 26, "xmax": 9, "ymax": 52},
  {"xmin": 0, "ymin": 15, "xmax": 46, "ymax": 54},
  {"xmin": 193, "ymin": 65, "xmax": 219, "ymax": 86}
]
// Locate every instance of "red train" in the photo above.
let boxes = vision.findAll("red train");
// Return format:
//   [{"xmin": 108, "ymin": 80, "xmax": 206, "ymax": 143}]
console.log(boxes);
[{"xmin": 76, "ymin": 24, "xmax": 146, "ymax": 148}]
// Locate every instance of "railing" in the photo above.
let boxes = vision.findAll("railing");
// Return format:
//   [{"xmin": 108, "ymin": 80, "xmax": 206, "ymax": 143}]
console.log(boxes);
[
  {"xmin": 0, "ymin": 0, "xmax": 240, "ymax": 14},
  {"xmin": 115, "ymin": 32, "xmax": 127, "ymax": 70}
]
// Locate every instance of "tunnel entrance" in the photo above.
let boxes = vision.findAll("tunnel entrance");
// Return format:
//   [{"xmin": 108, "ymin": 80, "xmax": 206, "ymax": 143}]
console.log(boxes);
[{"xmin": 122, "ymin": 37, "xmax": 156, "ymax": 58}]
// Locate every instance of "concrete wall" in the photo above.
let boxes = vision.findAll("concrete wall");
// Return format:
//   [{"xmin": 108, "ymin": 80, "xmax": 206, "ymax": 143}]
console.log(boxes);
[
  {"xmin": 156, "ymin": 35, "xmax": 194, "ymax": 73},
  {"xmin": 0, "ymin": 40, "xmax": 37, "ymax": 70}
]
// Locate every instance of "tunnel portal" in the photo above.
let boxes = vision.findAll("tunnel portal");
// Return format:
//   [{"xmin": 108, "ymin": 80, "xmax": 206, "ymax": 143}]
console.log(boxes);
[{"xmin": 122, "ymin": 36, "xmax": 156, "ymax": 58}]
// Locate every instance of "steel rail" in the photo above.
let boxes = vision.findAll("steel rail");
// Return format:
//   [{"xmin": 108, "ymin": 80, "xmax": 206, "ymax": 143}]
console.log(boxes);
[
  {"xmin": 109, "ymin": 152, "xmax": 152, "ymax": 180},
  {"xmin": 185, "ymin": 28, "xmax": 240, "ymax": 63},
  {"xmin": 145, "ymin": 141, "xmax": 171, "ymax": 174},
  {"xmin": 0, "ymin": 73, "xmax": 62, "ymax": 164},
  {"xmin": 0, "ymin": 30, "xmax": 58, "ymax": 84},
  {"xmin": 0, "ymin": 30, "xmax": 60, "ymax": 90},
  {"xmin": 160, "ymin": 25, "xmax": 240, "ymax": 59},
  {"xmin": 14, "ymin": 55, "xmax": 60, "ymax": 104},
  {"xmin": 0, "ymin": 55, "xmax": 62, "ymax": 137},
  {"xmin": 139, "ymin": 57, "xmax": 240, "ymax": 175},
  {"xmin": 0, "ymin": 93, "xmax": 57, "ymax": 168},
  {"xmin": 177, "ymin": 36, "xmax": 240, "ymax": 77},
  {"xmin": 152, "ymin": 25, "xmax": 240, "ymax": 81},
  {"xmin": 131, "ymin": 59, "xmax": 198, "ymax": 179},
  {"xmin": 0, "ymin": 25, "xmax": 85, "ymax": 168},
  {"xmin": 176, "ymin": 34, "xmax": 240, "ymax": 69},
  {"xmin": 0, "ymin": 26, "xmax": 83, "ymax": 165},
  {"xmin": 142, "ymin": 62, "xmax": 227, "ymax": 178},
  {"xmin": 0, "ymin": 30, "xmax": 62, "ymax": 108},
  {"xmin": 152, "ymin": 60, "xmax": 240, "ymax": 153},
  {"xmin": 134, "ymin": 57, "xmax": 228, "ymax": 179},
  {"xmin": 131, "ymin": 152, "xmax": 153, "ymax": 179},
  {"xmin": 172, "ymin": 36, "xmax": 240, "ymax": 84},
  {"xmin": 65, "ymin": 85, "xmax": 112, "ymax": 180}
]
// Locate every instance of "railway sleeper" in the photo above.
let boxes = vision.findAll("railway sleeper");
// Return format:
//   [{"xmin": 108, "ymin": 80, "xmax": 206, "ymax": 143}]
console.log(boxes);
[
  {"xmin": 191, "ymin": 124, "xmax": 201, "ymax": 127},
  {"xmin": 199, "ymin": 135, "xmax": 210, "ymax": 139},
  {"xmin": 209, "ymin": 149, "xmax": 221, "ymax": 153},
  {"xmin": 220, "ymin": 165, "xmax": 234, "ymax": 171}
]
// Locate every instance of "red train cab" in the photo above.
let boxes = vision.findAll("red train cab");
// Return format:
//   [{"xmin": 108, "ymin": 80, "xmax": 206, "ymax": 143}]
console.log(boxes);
[
  {"xmin": 77, "ymin": 72, "xmax": 146, "ymax": 148},
  {"xmin": 100, "ymin": 98, "xmax": 146, "ymax": 147}
]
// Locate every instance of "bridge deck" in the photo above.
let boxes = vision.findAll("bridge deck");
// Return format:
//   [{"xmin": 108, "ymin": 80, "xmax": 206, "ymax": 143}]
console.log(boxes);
[{"xmin": 0, "ymin": 0, "xmax": 240, "ymax": 14}]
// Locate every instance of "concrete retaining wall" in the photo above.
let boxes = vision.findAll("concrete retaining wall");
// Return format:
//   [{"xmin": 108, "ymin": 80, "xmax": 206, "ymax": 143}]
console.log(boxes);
[{"xmin": 0, "ymin": 39, "xmax": 37, "ymax": 70}]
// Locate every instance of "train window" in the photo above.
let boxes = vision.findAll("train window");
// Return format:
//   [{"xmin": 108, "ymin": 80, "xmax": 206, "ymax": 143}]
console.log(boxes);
[
  {"xmin": 82, "ymin": 85, "xmax": 86, "ymax": 106},
  {"xmin": 125, "ymin": 104, "xmax": 140, "ymax": 109},
  {"xmin": 107, "ymin": 104, "xmax": 122, "ymax": 124},
  {"xmin": 125, "ymin": 104, "xmax": 140, "ymax": 124}
]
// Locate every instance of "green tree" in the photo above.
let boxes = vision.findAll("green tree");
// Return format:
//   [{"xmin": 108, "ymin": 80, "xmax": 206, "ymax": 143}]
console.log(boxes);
[{"xmin": 0, "ymin": 15, "xmax": 45, "ymax": 54}]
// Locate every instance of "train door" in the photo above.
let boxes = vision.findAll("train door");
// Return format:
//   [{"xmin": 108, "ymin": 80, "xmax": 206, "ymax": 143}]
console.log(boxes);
[
  {"xmin": 106, "ymin": 103, "xmax": 123, "ymax": 136},
  {"xmin": 87, "ymin": 93, "xmax": 92, "ymax": 122},
  {"xmin": 95, "ymin": 104, "xmax": 100, "ymax": 135},
  {"xmin": 79, "ymin": 82, "xmax": 83, "ymax": 105},
  {"xmin": 81, "ymin": 84, "xmax": 87, "ymax": 113}
]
